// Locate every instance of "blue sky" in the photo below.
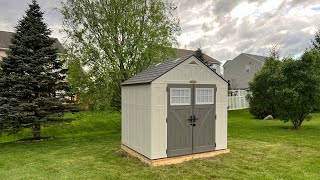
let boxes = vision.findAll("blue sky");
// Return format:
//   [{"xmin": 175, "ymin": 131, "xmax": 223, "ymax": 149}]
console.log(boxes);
[{"xmin": 0, "ymin": 0, "xmax": 320, "ymax": 63}]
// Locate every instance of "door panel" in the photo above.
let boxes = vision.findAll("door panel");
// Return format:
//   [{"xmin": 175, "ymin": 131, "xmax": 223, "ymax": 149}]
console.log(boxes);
[
  {"xmin": 167, "ymin": 84, "xmax": 216, "ymax": 157},
  {"xmin": 193, "ymin": 84, "xmax": 216, "ymax": 154},
  {"xmin": 167, "ymin": 84, "xmax": 193, "ymax": 157}
]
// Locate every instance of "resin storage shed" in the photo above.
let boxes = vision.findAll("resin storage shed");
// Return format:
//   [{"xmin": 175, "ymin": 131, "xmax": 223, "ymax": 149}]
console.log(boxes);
[{"xmin": 121, "ymin": 55, "xmax": 229, "ymax": 166}]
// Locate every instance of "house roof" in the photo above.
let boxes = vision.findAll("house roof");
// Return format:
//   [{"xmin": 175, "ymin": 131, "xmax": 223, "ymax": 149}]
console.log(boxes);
[
  {"xmin": 122, "ymin": 55, "xmax": 228, "ymax": 86},
  {"xmin": 0, "ymin": 30, "xmax": 64, "ymax": 53},
  {"xmin": 223, "ymin": 53, "xmax": 266, "ymax": 67},
  {"xmin": 176, "ymin": 48, "xmax": 221, "ymax": 65},
  {"xmin": 242, "ymin": 53, "xmax": 266, "ymax": 62}
]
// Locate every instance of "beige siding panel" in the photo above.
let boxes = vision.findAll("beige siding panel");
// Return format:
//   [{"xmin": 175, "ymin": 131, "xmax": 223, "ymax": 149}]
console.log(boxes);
[
  {"xmin": 150, "ymin": 56, "xmax": 228, "ymax": 159},
  {"xmin": 0, "ymin": 50, "xmax": 7, "ymax": 61},
  {"xmin": 224, "ymin": 54, "xmax": 264, "ymax": 89},
  {"xmin": 150, "ymin": 84, "xmax": 167, "ymax": 159},
  {"xmin": 121, "ymin": 85, "xmax": 152, "ymax": 158}
]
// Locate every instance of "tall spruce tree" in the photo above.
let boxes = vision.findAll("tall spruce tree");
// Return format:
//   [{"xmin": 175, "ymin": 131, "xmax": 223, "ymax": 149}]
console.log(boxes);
[{"xmin": 0, "ymin": 0, "xmax": 72, "ymax": 139}]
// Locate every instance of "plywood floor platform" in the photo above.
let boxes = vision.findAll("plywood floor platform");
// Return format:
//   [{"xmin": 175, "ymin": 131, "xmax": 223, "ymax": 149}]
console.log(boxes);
[{"xmin": 121, "ymin": 144, "xmax": 230, "ymax": 166}]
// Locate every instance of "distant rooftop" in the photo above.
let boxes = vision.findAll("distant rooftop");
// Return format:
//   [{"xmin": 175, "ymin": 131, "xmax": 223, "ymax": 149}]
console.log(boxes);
[
  {"xmin": 0, "ymin": 30, "xmax": 64, "ymax": 53},
  {"xmin": 175, "ymin": 48, "xmax": 221, "ymax": 65},
  {"xmin": 242, "ymin": 53, "xmax": 266, "ymax": 62},
  {"xmin": 223, "ymin": 53, "xmax": 266, "ymax": 67}
]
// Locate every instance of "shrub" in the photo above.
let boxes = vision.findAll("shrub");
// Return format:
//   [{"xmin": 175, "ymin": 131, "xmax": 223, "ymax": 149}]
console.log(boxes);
[{"xmin": 247, "ymin": 57, "xmax": 282, "ymax": 119}]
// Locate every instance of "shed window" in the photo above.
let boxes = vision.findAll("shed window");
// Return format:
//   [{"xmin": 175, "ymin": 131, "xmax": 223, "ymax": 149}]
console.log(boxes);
[
  {"xmin": 196, "ymin": 88, "xmax": 214, "ymax": 104},
  {"xmin": 170, "ymin": 88, "xmax": 190, "ymax": 105}
]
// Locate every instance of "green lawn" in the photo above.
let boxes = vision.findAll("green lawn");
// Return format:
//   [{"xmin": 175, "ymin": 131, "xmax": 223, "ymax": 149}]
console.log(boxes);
[{"xmin": 1, "ymin": 110, "xmax": 320, "ymax": 179}]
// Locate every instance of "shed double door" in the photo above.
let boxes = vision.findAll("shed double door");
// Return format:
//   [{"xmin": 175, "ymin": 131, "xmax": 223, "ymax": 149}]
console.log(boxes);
[{"xmin": 167, "ymin": 84, "xmax": 216, "ymax": 157}]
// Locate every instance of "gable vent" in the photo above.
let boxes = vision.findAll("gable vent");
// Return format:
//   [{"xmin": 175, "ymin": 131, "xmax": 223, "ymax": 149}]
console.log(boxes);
[{"xmin": 189, "ymin": 61, "xmax": 198, "ymax": 65}]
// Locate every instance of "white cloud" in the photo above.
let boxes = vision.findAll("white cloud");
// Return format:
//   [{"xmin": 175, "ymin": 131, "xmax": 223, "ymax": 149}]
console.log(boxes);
[
  {"xmin": 301, "ymin": 26, "xmax": 317, "ymax": 35},
  {"xmin": 1, "ymin": 0, "xmax": 320, "ymax": 63},
  {"xmin": 175, "ymin": 0, "xmax": 320, "ymax": 61},
  {"xmin": 230, "ymin": 2, "xmax": 258, "ymax": 26}
]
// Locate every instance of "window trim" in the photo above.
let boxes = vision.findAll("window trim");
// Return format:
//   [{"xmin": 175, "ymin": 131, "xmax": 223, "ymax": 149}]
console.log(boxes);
[
  {"xmin": 195, "ymin": 88, "xmax": 215, "ymax": 105},
  {"xmin": 170, "ymin": 88, "xmax": 191, "ymax": 106}
]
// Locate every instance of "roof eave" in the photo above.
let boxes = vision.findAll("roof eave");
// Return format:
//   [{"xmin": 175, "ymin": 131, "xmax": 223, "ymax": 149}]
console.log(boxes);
[
  {"xmin": 121, "ymin": 82, "xmax": 151, "ymax": 86},
  {"xmin": 0, "ymin": 48, "xmax": 9, "ymax": 51}
]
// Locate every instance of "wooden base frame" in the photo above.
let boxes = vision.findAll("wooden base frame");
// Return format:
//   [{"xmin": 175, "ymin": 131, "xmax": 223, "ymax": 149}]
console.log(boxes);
[{"xmin": 121, "ymin": 144, "xmax": 230, "ymax": 166}]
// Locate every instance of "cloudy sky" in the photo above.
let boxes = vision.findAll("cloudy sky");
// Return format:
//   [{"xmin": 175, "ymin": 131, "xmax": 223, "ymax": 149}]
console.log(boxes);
[{"xmin": 0, "ymin": 0, "xmax": 320, "ymax": 63}]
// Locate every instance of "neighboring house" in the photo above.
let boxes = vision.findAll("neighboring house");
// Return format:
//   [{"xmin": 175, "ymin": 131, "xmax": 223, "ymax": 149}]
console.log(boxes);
[
  {"xmin": 175, "ymin": 48, "xmax": 222, "ymax": 75},
  {"xmin": 223, "ymin": 53, "xmax": 266, "ymax": 90},
  {"xmin": 0, "ymin": 30, "xmax": 64, "ymax": 61}
]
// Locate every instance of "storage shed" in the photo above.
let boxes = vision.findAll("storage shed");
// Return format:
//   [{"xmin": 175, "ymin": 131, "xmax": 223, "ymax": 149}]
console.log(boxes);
[{"xmin": 121, "ymin": 55, "xmax": 229, "ymax": 166}]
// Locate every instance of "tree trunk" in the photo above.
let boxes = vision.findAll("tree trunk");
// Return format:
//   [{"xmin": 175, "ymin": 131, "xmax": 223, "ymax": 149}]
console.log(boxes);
[
  {"xmin": 293, "ymin": 120, "xmax": 302, "ymax": 129},
  {"xmin": 33, "ymin": 123, "xmax": 41, "ymax": 139}
]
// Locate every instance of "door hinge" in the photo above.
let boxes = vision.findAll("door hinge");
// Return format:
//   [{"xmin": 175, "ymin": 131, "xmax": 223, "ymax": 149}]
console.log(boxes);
[
  {"xmin": 166, "ymin": 86, "xmax": 169, "ymax": 92},
  {"xmin": 215, "ymin": 143, "xmax": 216, "ymax": 147},
  {"xmin": 166, "ymin": 149, "xmax": 168, "ymax": 154},
  {"xmin": 215, "ymin": 114, "xmax": 217, "ymax": 120},
  {"xmin": 166, "ymin": 117, "xmax": 168, "ymax": 123}
]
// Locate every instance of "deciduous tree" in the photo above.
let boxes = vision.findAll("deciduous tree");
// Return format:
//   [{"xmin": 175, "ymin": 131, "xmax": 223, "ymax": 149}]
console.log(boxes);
[
  {"xmin": 61, "ymin": 0, "xmax": 181, "ymax": 110},
  {"xmin": 276, "ymin": 50, "xmax": 320, "ymax": 129},
  {"xmin": 247, "ymin": 57, "xmax": 282, "ymax": 119}
]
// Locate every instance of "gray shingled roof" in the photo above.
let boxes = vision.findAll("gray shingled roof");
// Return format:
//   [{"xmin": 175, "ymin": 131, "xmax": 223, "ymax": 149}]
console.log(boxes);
[
  {"xmin": 0, "ymin": 30, "xmax": 64, "ymax": 53},
  {"xmin": 122, "ymin": 56, "xmax": 191, "ymax": 85},
  {"xmin": 122, "ymin": 55, "xmax": 228, "ymax": 86}
]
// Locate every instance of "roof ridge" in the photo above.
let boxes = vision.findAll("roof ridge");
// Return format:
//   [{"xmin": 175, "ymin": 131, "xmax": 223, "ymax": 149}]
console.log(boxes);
[
  {"xmin": 122, "ymin": 55, "xmax": 227, "ymax": 86},
  {"xmin": 242, "ymin": 53, "xmax": 266, "ymax": 63}
]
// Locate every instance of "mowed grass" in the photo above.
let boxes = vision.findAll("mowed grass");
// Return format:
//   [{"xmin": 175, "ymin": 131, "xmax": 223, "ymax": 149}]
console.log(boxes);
[{"xmin": 1, "ymin": 110, "xmax": 320, "ymax": 179}]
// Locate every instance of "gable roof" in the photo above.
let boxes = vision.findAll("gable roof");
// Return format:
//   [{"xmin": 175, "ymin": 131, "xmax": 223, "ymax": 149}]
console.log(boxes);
[
  {"xmin": 223, "ymin": 53, "xmax": 266, "ymax": 67},
  {"xmin": 175, "ymin": 48, "xmax": 221, "ymax": 65},
  {"xmin": 0, "ymin": 30, "xmax": 64, "ymax": 53},
  {"xmin": 122, "ymin": 55, "xmax": 228, "ymax": 86}
]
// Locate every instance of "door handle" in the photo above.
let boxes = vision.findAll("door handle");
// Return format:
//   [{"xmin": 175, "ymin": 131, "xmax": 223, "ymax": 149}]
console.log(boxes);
[
  {"xmin": 189, "ymin": 115, "xmax": 197, "ymax": 126},
  {"xmin": 193, "ymin": 115, "xmax": 198, "ymax": 121}
]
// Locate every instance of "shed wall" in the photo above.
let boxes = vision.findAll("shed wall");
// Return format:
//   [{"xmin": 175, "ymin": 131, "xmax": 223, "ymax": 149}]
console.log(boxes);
[
  {"xmin": 150, "ymin": 56, "xmax": 228, "ymax": 159},
  {"xmin": 0, "ymin": 50, "xmax": 7, "ymax": 61},
  {"xmin": 122, "ymin": 85, "xmax": 152, "ymax": 158}
]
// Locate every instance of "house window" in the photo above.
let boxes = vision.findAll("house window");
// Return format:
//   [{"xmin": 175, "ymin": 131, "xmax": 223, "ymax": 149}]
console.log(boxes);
[
  {"xmin": 170, "ymin": 88, "xmax": 191, "ymax": 105},
  {"xmin": 196, "ymin": 88, "xmax": 214, "ymax": 105},
  {"xmin": 245, "ymin": 65, "xmax": 250, "ymax": 73}
]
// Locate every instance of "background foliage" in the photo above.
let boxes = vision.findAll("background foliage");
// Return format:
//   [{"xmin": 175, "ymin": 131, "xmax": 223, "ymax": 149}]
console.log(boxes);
[
  {"xmin": 247, "ymin": 57, "xmax": 282, "ymax": 119},
  {"xmin": 61, "ymin": 0, "xmax": 181, "ymax": 110},
  {"xmin": 248, "ymin": 49, "xmax": 320, "ymax": 128}
]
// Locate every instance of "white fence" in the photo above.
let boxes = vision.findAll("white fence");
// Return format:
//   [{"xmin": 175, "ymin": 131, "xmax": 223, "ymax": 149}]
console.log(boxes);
[{"xmin": 228, "ymin": 90, "xmax": 250, "ymax": 110}]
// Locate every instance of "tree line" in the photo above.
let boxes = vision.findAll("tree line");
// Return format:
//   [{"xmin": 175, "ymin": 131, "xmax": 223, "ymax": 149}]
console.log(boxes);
[{"xmin": 0, "ymin": 0, "xmax": 180, "ymax": 139}]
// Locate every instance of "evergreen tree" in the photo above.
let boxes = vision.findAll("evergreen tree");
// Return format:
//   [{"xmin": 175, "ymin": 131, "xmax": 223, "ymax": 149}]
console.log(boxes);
[
  {"xmin": 194, "ymin": 48, "xmax": 208, "ymax": 65},
  {"xmin": 0, "ymin": 0, "xmax": 72, "ymax": 139}
]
